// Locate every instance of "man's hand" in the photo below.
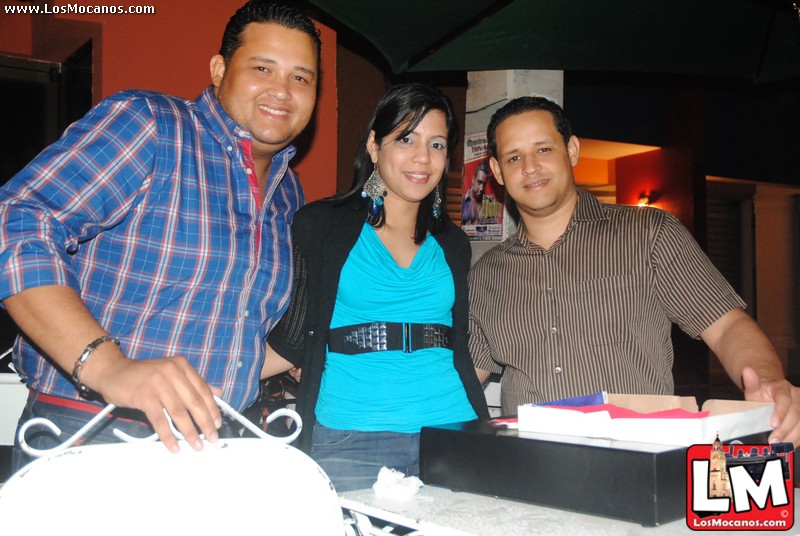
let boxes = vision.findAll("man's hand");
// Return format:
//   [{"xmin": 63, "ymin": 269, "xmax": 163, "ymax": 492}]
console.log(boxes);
[
  {"xmin": 4, "ymin": 285, "xmax": 223, "ymax": 453},
  {"xmin": 85, "ymin": 354, "xmax": 223, "ymax": 453},
  {"xmin": 288, "ymin": 367, "xmax": 302, "ymax": 383},
  {"xmin": 475, "ymin": 368, "xmax": 492, "ymax": 385},
  {"xmin": 742, "ymin": 366, "xmax": 800, "ymax": 447},
  {"xmin": 701, "ymin": 309, "xmax": 798, "ymax": 446}
]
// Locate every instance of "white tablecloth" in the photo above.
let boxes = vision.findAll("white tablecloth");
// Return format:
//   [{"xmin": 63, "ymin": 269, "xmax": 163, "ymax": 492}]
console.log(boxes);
[{"xmin": 339, "ymin": 485, "xmax": 800, "ymax": 536}]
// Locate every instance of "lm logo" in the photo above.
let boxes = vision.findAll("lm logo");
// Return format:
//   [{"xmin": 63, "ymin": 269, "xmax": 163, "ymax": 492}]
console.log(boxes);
[{"xmin": 686, "ymin": 438, "xmax": 794, "ymax": 531}]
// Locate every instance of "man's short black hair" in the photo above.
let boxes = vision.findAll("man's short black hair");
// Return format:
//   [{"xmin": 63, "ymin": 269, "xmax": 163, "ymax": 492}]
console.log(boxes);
[
  {"xmin": 487, "ymin": 96, "xmax": 573, "ymax": 158},
  {"xmin": 219, "ymin": 1, "xmax": 321, "ymax": 68}
]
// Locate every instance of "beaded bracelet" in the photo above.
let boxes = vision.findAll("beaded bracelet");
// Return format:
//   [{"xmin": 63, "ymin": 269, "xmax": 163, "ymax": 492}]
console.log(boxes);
[{"xmin": 72, "ymin": 335, "xmax": 120, "ymax": 396}]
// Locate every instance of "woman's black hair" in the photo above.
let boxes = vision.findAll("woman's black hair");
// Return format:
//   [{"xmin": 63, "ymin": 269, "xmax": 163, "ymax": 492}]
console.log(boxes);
[{"xmin": 337, "ymin": 82, "xmax": 459, "ymax": 244}]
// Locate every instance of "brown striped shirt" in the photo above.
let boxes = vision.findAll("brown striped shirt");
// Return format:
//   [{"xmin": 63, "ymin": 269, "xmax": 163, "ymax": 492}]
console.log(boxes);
[{"xmin": 469, "ymin": 188, "xmax": 745, "ymax": 415}]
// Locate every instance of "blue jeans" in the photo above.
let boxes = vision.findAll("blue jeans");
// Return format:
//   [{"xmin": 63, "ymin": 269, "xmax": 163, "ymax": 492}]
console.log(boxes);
[
  {"xmin": 11, "ymin": 391, "xmax": 237, "ymax": 474},
  {"xmin": 311, "ymin": 422, "xmax": 420, "ymax": 492}
]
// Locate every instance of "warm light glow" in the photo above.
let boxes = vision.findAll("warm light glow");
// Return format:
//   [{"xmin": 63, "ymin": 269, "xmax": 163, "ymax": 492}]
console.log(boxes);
[{"xmin": 637, "ymin": 195, "xmax": 650, "ymax": 206}]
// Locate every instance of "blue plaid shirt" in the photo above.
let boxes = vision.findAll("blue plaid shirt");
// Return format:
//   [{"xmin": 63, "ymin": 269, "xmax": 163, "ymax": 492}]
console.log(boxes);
[{"xmin": 0, "ymin": 86, "xmax": 304, "ymax": 411}]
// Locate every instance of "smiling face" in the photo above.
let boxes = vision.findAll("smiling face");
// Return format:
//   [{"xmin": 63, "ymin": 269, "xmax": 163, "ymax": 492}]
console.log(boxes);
[
  {"xmin": 210, "ymin": 22, "xmax": 317, "ymax": 161},
  {"xmin": 367, "ymin": 109, "xmax": 449, "ymax": 212},
  {"xmin": 489, "ymin": 110, "xmax": 580, "ymax": 221}
]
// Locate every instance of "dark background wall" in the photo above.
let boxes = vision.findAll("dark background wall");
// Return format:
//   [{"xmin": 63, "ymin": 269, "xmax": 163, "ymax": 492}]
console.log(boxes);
[{"xmin": 564, "ymin": 71, "xmax": 800, "ymax": 188}]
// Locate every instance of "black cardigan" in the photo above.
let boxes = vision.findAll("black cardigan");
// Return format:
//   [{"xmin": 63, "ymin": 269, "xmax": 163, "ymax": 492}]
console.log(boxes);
[{"xmin": 268, "ymin": 195, "xmax": 489, "ymax": 453}]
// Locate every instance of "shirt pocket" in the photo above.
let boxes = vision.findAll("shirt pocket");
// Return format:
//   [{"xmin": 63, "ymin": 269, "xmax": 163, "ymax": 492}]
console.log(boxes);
[{"xmin": 569, "ymin": 274, "xmax": 643, "ymax": 345}]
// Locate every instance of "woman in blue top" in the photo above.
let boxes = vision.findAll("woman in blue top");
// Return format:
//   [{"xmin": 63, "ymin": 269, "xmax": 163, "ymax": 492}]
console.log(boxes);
[{"xmin": 264, "ymin": 83, "xmax": 489, "ymax": 492}]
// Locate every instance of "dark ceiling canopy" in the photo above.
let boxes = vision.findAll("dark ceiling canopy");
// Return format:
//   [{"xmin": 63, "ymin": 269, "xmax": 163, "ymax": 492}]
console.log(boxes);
[{"xmin": 308, "ymin": 0, "xmax": 800, "ymax": 84}]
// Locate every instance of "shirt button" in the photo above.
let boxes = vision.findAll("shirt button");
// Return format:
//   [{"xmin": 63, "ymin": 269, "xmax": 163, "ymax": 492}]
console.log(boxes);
[
  {"xmin": 546, "ymin": 286, "xmax": 554, "ymax": 294},
  {"xmin": 554, "ymin": 366, "xmax": 563, "ymax": 374},
  {"xmin": 237, "ymin": 361, "xmax": 243, "ymax": 369},
  {"xmin": 550, "ymin": 326, "xmax": 558, "ymax": 334},
  {"xmin": 226, "ymin": 145, "xmax": 233, "ymax": 153},
  {"xmin": 243, "ymin": 310, "xmax": 250, "ymax": 318},
  {"xmin": 245, "ymin": 168, "xmax": 253, "ymax": 175},
  {"xmin": 308, "ymin": 330, "xmax": 315, "ymax": 337}
]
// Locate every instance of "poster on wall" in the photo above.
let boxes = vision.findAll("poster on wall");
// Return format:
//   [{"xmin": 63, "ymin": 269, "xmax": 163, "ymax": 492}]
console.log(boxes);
[{"xmin": 461, "ymin": 132, "xmax": 504, "ymax": 241}]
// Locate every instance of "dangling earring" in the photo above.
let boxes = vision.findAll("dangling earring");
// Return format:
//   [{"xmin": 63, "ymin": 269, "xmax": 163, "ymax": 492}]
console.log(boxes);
[
  {"xmin": 362, "ymin": 165, "xmax": 387, "ymax": 218},
  {"xmin": 432, "ymin": 187, "xmax": 443, "ymax": 218}
]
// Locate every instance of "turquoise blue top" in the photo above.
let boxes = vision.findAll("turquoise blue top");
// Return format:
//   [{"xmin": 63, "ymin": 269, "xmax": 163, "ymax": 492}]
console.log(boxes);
[{"xmin": 315, "ymin": 223, "xmax": 478, "ymax": 433}]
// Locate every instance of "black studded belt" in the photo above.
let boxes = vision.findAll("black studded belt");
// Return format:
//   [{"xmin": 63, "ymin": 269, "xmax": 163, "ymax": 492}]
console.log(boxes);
[{"xmin": 327, "ymin": 321, "xmax": 452, "ymax": 354}]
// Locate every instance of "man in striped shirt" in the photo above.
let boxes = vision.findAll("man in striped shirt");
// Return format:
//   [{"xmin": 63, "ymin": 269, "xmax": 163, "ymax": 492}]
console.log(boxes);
[
  {"xmin": 470, "ymin": 96, "xmax": 800, "ymax": 446},
  {"xmin": 0, "ymin": 1, "xmax": 320, "ymax": 465}
]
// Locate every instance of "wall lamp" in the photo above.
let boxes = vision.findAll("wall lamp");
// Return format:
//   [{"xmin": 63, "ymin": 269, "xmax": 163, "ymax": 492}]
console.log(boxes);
[{"xmin": 637, "ymin": 191, "xmax": 658, "ymax": 206}]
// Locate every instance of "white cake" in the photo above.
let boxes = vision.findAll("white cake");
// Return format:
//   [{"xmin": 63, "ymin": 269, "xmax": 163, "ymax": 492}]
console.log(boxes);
[{"xmin": 0, "ymin": 437, "xmax": 343, "ymax": 534}]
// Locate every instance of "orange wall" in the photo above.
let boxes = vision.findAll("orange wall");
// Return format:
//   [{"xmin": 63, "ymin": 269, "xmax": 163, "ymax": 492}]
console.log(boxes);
[
  {"xmin": 0, "ymin": 2, "xmax": 33, "ymax": 55},
  {"xmin": 574, "ymin": 157, "xmax": 614, "ymax": 186},
  {"xmin": 0, "ymin": 0, "xmax": 337, "ymax": 202}
]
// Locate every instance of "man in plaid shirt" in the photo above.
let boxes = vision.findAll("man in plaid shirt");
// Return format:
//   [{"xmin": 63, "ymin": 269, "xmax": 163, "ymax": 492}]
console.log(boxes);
[{"xmin": 0, "ymin": 0, "xmax": 320, "ymax": 467}]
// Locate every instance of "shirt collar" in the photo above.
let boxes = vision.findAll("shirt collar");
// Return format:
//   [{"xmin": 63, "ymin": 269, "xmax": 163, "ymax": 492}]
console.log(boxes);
[
  {"xmin": 195, "ymin": 85, "xmax": 297, "ymax": 162},
  {"xmin": 572, "ymin": 187, "xmax": 609, "ymax": 223},
  {"xmin": 512, "ymin": 187, "xmax": 609, "ymax": 248}
]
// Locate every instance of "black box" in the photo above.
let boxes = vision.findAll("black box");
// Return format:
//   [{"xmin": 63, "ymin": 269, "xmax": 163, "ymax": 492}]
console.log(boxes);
[{"xmin": 420, "ymin": 419, "xmax": 687, "ymax": 527}]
